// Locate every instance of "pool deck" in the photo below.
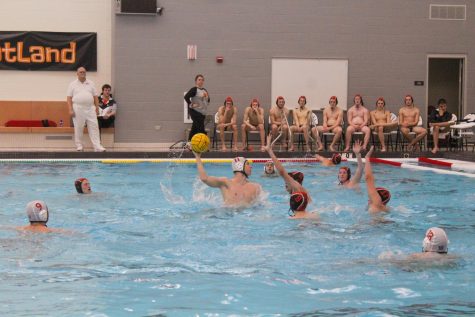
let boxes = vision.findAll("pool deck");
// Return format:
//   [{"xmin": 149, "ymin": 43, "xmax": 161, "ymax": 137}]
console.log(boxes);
[{"xmin": 0, "ymin": 149, "xmax": 474, "ymax": 162}]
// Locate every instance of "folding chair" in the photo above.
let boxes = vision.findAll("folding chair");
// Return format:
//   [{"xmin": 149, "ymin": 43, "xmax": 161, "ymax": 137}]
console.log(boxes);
[
  {"xmin": 212, "ymin": 112, "xmax": 234, "ymax": 150},
  {"xmin": 290, "ymin": 111, "xmax": 316, "ymax": 151},
  {"xmin": 308, "ymin": 112, "xmax": 321, "ymax": 151},
  {"xmin": 396, "ymin": 115, "xmax": 426, "ymax": 151},
  {"xmin": 371, "ymin": 113, "xmax": 398, "ymax": 151},
  {"xmin": 429, "ymin": 113, "xmax": 457, "ymax": 151},
  {"xmin": 450, "ymin": 114, "xmax": 475, "ymax": 151},
  {"xmin": 322, "ymin": 118, "xmax": 344, "ymax": 151},
  {"xmin": 184, "ymin": 114, "xmax": 212, "ymax": 142}
]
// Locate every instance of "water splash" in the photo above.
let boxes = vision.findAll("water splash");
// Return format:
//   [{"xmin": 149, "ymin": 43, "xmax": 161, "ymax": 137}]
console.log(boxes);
[
  {"xmin": 159, "ymin": 140, "xmax": 188, "ymax": 204},
  {"xmin": 392, "ymin": 287, "xmax": 421, "ymax": 298},
  {"xmin": 307, "ymin": 284, "xmax": 358, "ymax": 294}
]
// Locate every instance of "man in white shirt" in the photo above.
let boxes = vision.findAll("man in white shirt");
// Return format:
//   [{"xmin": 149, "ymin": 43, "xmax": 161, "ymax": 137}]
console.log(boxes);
[{"xmin": 67, "ymin": 67, "xmax": 106, "ymax": 152}]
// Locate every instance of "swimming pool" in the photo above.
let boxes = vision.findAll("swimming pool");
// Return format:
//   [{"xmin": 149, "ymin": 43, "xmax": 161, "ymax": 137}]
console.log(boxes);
[{"xmin": 1, "ymin": 160, "xmax": 474, "ymax": 316}]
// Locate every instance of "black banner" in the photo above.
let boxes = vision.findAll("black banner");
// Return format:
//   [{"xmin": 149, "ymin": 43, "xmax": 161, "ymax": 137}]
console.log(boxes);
[{"xmin": 0, "ymin": 31, "xmax": 97, "ymax": 71}]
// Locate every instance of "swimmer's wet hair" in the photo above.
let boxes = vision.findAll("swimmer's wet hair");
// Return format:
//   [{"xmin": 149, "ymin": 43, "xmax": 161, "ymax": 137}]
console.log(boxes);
[{"xmin": 340, "ymin": 166, "xmax": 351, "ymax": 180}]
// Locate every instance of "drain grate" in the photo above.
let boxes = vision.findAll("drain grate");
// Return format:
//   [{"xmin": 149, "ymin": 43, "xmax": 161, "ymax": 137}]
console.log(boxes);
[{"xmin": 45, "ymin": 135, "xmax": 73, "ymax": 140}]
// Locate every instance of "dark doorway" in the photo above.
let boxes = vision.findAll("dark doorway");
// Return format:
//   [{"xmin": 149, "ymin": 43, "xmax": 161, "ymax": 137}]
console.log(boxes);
[{"xmin": 428, "ymin": 57, "xmax": 464, "ymax": 119}]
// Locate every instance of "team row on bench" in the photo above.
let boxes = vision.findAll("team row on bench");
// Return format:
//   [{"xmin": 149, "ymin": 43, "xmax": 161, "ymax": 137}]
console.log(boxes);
[{"xmin": 210, "ymin": 95, "xmax": 453, "ymax": 154}]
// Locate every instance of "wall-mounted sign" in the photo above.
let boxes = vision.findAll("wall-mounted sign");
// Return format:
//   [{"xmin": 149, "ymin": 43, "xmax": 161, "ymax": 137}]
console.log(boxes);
[{"xmin": 0, "ymin": 31, "xmax": 97, "ymax": 71}]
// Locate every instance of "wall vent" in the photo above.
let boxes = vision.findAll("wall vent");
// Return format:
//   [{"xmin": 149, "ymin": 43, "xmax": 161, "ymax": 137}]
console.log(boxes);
[
  {"xmin": 430, "ymin": 4, "xmax": 466, "ymax": 20},
  {"xmin": 116, "ymin": 0, "xmax": 161, "ymax": 15}
]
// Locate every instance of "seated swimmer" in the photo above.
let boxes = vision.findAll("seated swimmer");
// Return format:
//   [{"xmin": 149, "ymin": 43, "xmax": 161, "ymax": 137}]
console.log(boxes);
[
  {"xmin": 263, "ymin": 160, "xmax": 277, "ymax": 176},
  {"xmin": 315, "ymin": 153, "xmax": 341, "ymax": 167},
  {"xmin": 75, "ymin": 178, "xmax": 91, "ymax": 194},
  {"xmin": 17, "ymin": 200, "xmax": 52, "ymax": 233}
]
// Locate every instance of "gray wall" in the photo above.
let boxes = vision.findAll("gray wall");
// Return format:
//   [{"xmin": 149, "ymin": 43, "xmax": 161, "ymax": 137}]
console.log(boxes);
[{"xmin": 113, "ymin": 0, "xmax": 475, "ymax": 143}]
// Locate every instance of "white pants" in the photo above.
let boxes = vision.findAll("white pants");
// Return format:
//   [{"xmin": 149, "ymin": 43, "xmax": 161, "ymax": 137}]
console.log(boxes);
[{"xmin": 72, "ymin": 104, "xmax": 103, "ymax": 150}]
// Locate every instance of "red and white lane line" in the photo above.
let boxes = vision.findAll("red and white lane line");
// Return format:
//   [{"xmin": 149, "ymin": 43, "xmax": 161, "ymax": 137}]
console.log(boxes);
[
  {"xmin": 418, "ymin": 157, "xmax": 475, "ymax": 173},
  {"xmin": 250, "ymin": 157, "xmax": 347, "ymax": 164},
  {"xmin": 349, "ymin": 156, "xmax": 475, "ymax": 178}
]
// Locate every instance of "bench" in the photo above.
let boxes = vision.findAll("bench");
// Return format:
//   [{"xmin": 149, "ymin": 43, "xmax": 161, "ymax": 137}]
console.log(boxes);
[{"xmin": 0, "ymin": 101, "xmax": 114, "ymax": 149}]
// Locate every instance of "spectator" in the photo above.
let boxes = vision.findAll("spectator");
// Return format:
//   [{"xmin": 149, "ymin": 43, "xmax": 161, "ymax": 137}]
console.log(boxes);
[
  {"xmin": 97, "ymin": 84, "xmax": 117, "ymax": 128},
  {"xmin": 216, "ymin": 96, "xmax": 238, "ymax": 152},
  {"xmin": 241, "ymin": 98, "xmax": 266, "ymax": 151},
  {"xmin": 344, "ymin": 95, "xmax": 370, "ymax": 152},
  {"xmin": 315, "ymin": 96, "xmax": 343, "ymax": 152},
  {"xmin": 269, "ymin": 96, "xmax": 291, "ymax": 151},
  {"xmin": 290, "ymin": 96, "xmax": 313, "ymax": 152},
  {"xmin": 66, "ymin": 67, "xmax": 106, "ymax": 152},
  {"xmin": 398, "ymin": 95, "xmax": 427, "ymax": 151},
  {"xmin": 369, "ymin": 97, "xmax": 397, "ymax": 152}
]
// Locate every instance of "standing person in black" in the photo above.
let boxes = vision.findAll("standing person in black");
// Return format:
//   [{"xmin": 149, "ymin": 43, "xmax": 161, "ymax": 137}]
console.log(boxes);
[{"xmin": 184, "ymin": 74, "xmax": 210, "ymax": 141}]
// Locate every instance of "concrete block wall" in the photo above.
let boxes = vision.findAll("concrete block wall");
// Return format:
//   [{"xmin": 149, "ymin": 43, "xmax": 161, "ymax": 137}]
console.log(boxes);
[
  {"xmin": 113, "ymin": 0, "xmax": 475, "ymax": 143},
  {"xmin": 0, "ymin": 0, "xmax": 112, "ymax": 101}
]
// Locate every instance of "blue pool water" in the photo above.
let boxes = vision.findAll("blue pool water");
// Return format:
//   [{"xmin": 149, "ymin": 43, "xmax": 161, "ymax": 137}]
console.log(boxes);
[{"xmin": 0, "ymin": 161, "xmax": 474, "ymax": 316}]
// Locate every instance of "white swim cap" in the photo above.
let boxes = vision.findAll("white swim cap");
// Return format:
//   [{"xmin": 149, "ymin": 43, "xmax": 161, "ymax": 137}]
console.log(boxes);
[
  {"xmin": 264, "ymin": 160, "xmax": 275, "ymax": 174},
  {"xmin": 422, "ymin": 227, "xmax": 448, "ymax": 253},
  {"xmin": 26, "ymin": 200, "xmax": 49, "ymax": 223},
  {"xmin": 232, "ymin": 157, "xmax": 248, "ymax": 177}
]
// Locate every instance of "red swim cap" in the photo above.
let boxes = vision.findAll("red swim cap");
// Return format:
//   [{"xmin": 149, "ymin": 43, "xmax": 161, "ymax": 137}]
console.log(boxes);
[
  {"xmin": 376, "ymin": 187, "xmax": 391, "ymax": 205},
  {"xmin": 288, "ymin": 171, "xmax": 304, "ymax": 184},
  {"xmin": 276, "ymin": 96, "xmax": 285, "ymax": 105},
  {"xmin": 331, "ymin": 153, "xmax": 342, "ymax": 165},
  {"xmin": 251, "ymin": 98, "xmax": 260, "ymax": 107},
  {"xmin": 290, "ymin": 191, "xmax": 309, "ymax": 212},
  {"xmin": 224, "ymin": 96, "xmax": 233, "ymax": 104}
]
